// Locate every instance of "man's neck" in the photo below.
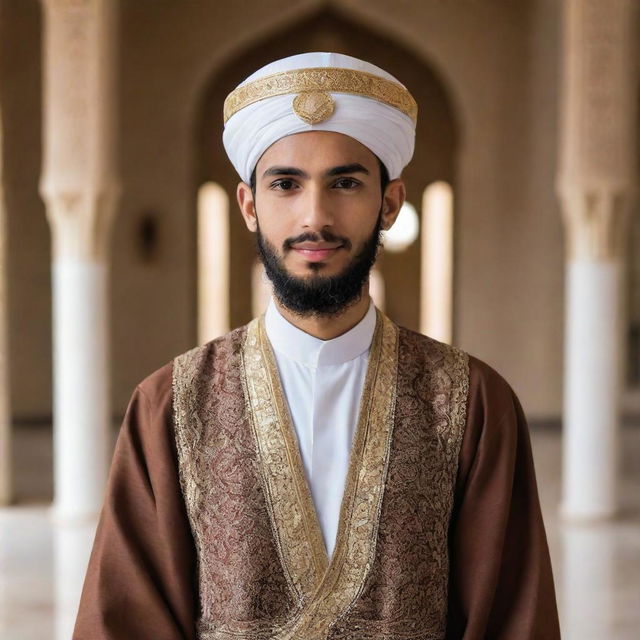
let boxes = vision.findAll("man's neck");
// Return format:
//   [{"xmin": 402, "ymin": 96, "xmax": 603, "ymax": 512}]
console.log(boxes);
[{"xmin": 273, "ymin": 286, "xmax": 371, "ymax": 341}]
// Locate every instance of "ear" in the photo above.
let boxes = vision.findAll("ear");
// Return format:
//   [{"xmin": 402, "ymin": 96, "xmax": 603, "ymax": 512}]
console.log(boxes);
[
  {"xmin": 380, "ymin": 179, "xmax": 406, "ymax": 231},
  {"xmin": 236, "ymin": 182, "xmax": 257, "ymax": 232}
]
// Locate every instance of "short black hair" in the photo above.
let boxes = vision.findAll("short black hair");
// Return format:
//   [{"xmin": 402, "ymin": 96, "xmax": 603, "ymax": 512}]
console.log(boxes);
[{"xmin": 249, "ymin": 156, "xmax": 390, "ymax": 196}]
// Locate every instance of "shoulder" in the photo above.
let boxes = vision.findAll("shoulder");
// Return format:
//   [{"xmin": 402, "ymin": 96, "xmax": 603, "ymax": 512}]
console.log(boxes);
[
  {"xmin": 396, "ymin": 325, "xmax": 467, "ymax": 369},
  {"xmin": 395, "ymin": 325, "xmax": 517, "ymax": 402},
  {"xmin": 119, "ymin": 326, "xmax": 250, "ymax": 448},
  {"xmin": 135, "ymin": 324, "xmax": 249, "ymax": 405},
  {"xmin": 445, "ymin": 353, "xmax": 527, "ymax": 496},
  {"xmin": 467, "ymin": 354, "xmax": 518, "ymax": 413},
  {"xmin": 396, "ymin": 324, "xmax": 521, "ymax": 433}
]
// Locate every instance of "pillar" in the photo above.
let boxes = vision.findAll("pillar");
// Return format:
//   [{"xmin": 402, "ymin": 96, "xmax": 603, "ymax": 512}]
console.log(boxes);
[
  {"xmin": 421, "ymin": 181, "xmax": 454, "ymax": 344},
  {"xmin": 40, "ymin": 0, "xmax": 120, "ymax": 522},
  {"xmin": 0, "ymin": 112, "xmax": 11, "ymax": 506},
  {"xmin": 557, "ymin": 0, "xmax": 638, "ymax": 520},
  {"xmin": 197, "ymin": 182, "xmax": 230, "ymax": 343}
]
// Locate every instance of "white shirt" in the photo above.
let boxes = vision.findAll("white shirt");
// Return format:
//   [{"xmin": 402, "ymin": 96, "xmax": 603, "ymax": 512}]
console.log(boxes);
[{"xmin": 264, "ymin": 297, "xmax": 377, "ymax": 558}]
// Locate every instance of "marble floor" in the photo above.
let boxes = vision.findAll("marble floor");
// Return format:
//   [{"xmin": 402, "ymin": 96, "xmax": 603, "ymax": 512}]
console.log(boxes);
[{"xmin": 1, "ymin": 424, "xmax": 639, "ymax": 639}]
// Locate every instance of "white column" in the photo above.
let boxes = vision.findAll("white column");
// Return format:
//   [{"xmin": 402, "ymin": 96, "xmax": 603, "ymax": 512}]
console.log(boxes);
[
  {"xmin": 557, "ymin": 0, "xmax": 638, "ymax": 520},
  {"xmin": 0, "ymin": 112, "xmax": 11, "ymax": 506},
  {"xmin": 52, "ymin": 262, "xmax": 109, "ymax": 518},
  {"xmin": 420, "ymin": 182, "xmax": 454, "ymax": 344},
  {"xmin": 252, "ymin": 260, "xmax": 272, "ymax": 317},
  {"xmin": 197, "ymin": 182, "xmax": 230, "ymax": 343},
  {"xmin": 40, "ymin": 0, "xmax": 120, "ymax": 522},
  {"xmin": 369, "ymin": 267, "xmax": 386, "ymax": 312}
]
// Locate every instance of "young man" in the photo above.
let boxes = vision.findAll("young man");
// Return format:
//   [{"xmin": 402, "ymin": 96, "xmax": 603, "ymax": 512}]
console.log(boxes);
[{"xmin": 74, "ymin": 53, "xmax": 561, "ymax": 639}]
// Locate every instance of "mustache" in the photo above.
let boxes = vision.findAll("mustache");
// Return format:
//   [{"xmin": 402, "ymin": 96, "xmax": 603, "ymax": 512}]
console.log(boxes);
[{"xmin": 283, "ymin": 230, "xmax": 352, "ymax": 252}]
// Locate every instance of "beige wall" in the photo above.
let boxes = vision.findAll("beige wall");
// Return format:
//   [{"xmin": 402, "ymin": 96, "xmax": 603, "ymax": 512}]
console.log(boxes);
[
  {"xmin": 4, "ymin": 0, "xmax": 570, "ymax": 421},
  {"xmin": 1, "ymin": 0, "xmax": 50, "ymax": 421},
  {"xmin": 349, "ymin": 0, "xmax": 565, "ymax": 418}
]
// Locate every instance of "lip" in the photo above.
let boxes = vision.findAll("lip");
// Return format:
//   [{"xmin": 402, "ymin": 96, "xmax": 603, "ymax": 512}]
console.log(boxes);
[{"xmin": 292, "ymin": 246, "xmax": 342, "ymax": 262}]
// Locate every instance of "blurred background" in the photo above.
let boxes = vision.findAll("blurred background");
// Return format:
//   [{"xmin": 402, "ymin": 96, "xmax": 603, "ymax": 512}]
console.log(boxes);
[{"xmin": 0, "ymin": 0, "xmax": 638, "ymax": 638}]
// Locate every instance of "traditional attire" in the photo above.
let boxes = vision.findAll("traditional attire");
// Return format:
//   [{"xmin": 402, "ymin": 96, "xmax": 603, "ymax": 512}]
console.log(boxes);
[
  {"xmin": 73, "ymin": 303, "xmax": 560, "ymax": 639},
  {"xmin": 73, "ymin": 52, "xmax": 560, "ymax": 639},
  {"xmin": 264, "ymin": 297, "xmax": 378, "ymax": 559}
]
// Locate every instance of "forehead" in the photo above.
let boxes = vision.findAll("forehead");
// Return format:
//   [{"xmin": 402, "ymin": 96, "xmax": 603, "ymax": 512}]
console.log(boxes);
[{"xmin": 256, "ymin": 131, "xmax": 378, "ymax": 172}]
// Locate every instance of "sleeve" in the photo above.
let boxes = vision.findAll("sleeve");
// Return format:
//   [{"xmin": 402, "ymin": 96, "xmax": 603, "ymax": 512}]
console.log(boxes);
[
  {"xmin": 73, "ymin": 364, "xmax": 198, "ymax": 639},
  {"xmin": 445, "ymin": 356, "xmax": 561, "ymax": 640}
]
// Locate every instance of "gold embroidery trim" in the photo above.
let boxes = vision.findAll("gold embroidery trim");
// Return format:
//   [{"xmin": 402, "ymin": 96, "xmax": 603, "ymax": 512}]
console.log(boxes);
[
  {"xmin": 224, "ymin": 67, "xmax": 418, "ymax": 124},
  {"xmin": 279, "ymin": 311, "xmax": 398, "ymax": 639},
  {"xmin": 171, "ymin": 345, "xmax": 209, "ymax": 601},
  {"xmin": 242, "ymin": 309, "xmax": 399, "ymax": 638},
  {"xmin": 242, "ymin": 317, "xmax": 328, "ymax": 601},
  {"xmin": 444, "ymin": 346, "xmax": 469, "ymax": 466}
]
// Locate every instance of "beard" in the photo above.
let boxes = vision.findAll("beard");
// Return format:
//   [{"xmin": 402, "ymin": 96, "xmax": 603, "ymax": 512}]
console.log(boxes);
[{"xmin": 255, "ymin": 211, "xmax": 383, "ymax": 318}]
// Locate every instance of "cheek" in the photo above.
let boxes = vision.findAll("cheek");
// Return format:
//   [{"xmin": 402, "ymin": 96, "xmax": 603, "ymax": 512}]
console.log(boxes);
[
  {"xmin": 343, "ymin": 206, "xmax": 380, "ymax": 239},
  {"xmin": 258, "ymin": 196, "xmax": 317, "ymax": 244},
  {"xmin": 257, "ymin": 216, "xmax": 289, "ymax": 247},
  {"xmin": 335, "ymin": 191, "xmax": 380, "ymax": 218}
]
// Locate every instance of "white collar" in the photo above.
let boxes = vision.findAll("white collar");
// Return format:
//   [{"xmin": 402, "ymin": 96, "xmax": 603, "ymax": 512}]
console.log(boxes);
[{"xmin": 264, "ymin": 297, "xmax": 377, "ymax": 367}]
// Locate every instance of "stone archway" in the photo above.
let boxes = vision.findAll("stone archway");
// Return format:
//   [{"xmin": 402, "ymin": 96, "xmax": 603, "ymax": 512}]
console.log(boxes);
[{"xmin": 193, "ymin": 8, "xmax": 459, "ymax": 332}]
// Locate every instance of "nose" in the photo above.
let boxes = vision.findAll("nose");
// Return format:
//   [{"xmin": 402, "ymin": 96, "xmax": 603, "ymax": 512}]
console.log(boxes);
[{"xmin": 300, "ymin": 184, "xmax": 334, "ymax": 230}]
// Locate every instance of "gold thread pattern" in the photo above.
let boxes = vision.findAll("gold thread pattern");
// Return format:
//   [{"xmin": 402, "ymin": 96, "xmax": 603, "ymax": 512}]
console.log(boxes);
[
  {"xmin": 172, "ymin": 344, "xmax": 206, "ymax": 593},
  {"xmin": 292, "ymin": 91, "xmax": 335, "ymax": 124},
  {"xmin": 172, "ymin": 329, "xmax": 297, "ymax": 638},
  {"xmin": 332, "ymin": 327, "xmax": 469, "ymax": 639},
  {"xmin": 224, "ymin": 67, "xmax": 418, "ymax": 124}
]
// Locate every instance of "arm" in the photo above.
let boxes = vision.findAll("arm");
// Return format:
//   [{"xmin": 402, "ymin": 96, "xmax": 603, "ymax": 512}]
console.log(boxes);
[
  {"xmin": 73, "ymin": 364, "xmax": 198, "ymax": 639},
  {"xmin": 446, "ymin": 356, "xmax": 561, "ymax": 639}
]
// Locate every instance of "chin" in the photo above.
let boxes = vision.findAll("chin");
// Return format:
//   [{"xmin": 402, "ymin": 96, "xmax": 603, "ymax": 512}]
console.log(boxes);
[
  {"xmin": 299, "ymin": 262, "xmax": 344, "ymax": 276},
  {"xmin": 294, "ymin": 255, "xmax": 348, "ymax": 271}
]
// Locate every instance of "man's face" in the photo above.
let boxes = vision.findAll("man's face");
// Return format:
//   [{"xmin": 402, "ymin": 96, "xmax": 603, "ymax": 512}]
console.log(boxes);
[{"xmin": 236, "ymin": 131, "xmax": 405, "ymax": 316}]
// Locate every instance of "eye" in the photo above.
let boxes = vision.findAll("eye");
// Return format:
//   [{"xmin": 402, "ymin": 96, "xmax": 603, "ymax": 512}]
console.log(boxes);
[
  {"xmin": 333, "ymin": 177, "xmax": 361, "ymax": 189},
  {"xmin": 270, "ymin": 179, "xmax": 298, "ymax": 191}
]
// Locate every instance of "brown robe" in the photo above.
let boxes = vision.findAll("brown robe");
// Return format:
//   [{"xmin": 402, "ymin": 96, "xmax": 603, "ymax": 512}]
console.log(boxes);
[{"xmin": 73, "ymin": 311, "xmax": 560, "ymax": 639}]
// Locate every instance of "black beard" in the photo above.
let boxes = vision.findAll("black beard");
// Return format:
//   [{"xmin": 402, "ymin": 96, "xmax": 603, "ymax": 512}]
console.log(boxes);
[{"xmin": 255, "ymin": 213, "xmax": 383, "ymax": 318}]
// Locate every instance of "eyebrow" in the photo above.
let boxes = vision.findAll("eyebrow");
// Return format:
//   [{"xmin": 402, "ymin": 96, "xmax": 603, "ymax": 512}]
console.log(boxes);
[
  {"xmin": 261, "ymin": 163, "xmax": 370, "ymax": 179},
  {"xmin": 262, "ymin": 166, "xmax": 309, "ymax": 179},
  {"xmin": 326, "ymin": 163, "xmax": 370, "ymax": 177}
]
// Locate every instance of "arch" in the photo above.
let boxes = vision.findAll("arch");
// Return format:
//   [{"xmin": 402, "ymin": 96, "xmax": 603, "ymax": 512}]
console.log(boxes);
[{"xmin": 192, "ymin": 7, "xmax": 460, "ymax": 331}]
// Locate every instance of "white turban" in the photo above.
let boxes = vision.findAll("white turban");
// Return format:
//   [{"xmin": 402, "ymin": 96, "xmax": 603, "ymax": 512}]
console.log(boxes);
[{"xmin": 222, "ymin": 52, "xmax": 417, "ymax": 183}]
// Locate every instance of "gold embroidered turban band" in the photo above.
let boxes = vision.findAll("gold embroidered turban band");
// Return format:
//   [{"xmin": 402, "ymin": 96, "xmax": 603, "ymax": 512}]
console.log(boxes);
[
  {"xmin": 222, "ymin": 52, "xmax": 417, "ymax": 182},
  {"xmin": 223, "ymin": 67, "xmax": 418, "ymax": 125}
]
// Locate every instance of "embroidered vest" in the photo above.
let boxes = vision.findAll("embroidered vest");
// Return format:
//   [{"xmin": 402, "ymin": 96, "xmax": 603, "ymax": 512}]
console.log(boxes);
[{"xmin": 172, "ymin": 310, "xmax": 469, "ymax": 640}]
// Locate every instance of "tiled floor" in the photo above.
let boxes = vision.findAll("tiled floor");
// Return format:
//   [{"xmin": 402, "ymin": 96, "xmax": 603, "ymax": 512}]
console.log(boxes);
[
  {"xmin": 1, "ymin": 425, "xmax": 639, "ymax": 639},
  {"xmin": 531, "ymin": 426, "xmax": 640, "ymax": 640}
]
